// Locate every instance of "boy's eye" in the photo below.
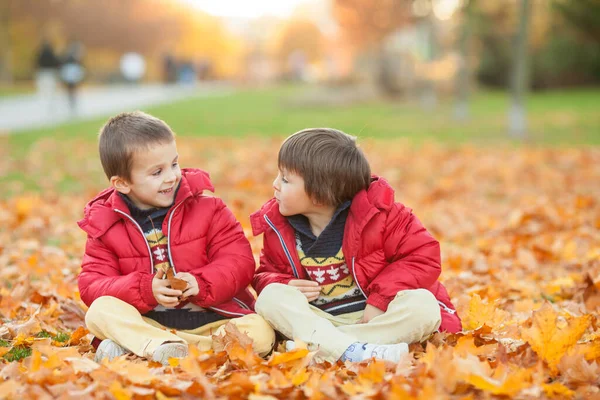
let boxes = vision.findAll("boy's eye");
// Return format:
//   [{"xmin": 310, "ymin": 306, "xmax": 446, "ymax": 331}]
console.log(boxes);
[
  {"xmin": 281, "ymin": 177, "xmax": 289, "ymax": 184},
  {"xmin": 172, "ymin": 162, "xmax": 179, "ymax": 168},
  {"xmin": 152, "ymin": 169, "xmax": 161, "ymax": 176}
]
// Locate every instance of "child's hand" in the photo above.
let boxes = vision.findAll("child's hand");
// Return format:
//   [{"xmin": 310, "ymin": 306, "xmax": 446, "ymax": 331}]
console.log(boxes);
[
  {"xmin": 288, "ymin": 279, "xmax": 321, "ymax": 302},
  {"xmin": 174, "ymin": 272, "xmax": 200, "ymax": 299},
  {"xmin": 360, "ymin": 304, "xmax": 385, "ymax": 323},
  {"xmin": 152, "ymin": 269, "xmax": 182, "ymax": 308}
]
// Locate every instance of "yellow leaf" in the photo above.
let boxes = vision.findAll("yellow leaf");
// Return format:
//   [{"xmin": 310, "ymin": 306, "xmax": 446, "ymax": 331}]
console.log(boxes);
[
  {"xmin": 467, "ymin": 365, "xmax": 532, "ymax": 396},
  {"xmin": 542, "ymin": 382, "xmax": 575, "ymax": 398},
  {"xmin": 30, "ymin": 349, "xmax": 42, "ymax": 372},
  {"xmin": 462, "ymin": 294, "xmax": 508, "ymax": 331},
  {"xmin": 569, "ymin": 339, "xmax": 600, "ymax": 362},
  {"xmin": 109, "ymin": 381, "xmax": 132, "ymax": 400},
  {"xmin": 291, "ymin": 369, "xmax": 310, "ymax": 386},
  {"xmin": 521, "ymin": 303, "xmax": 592, "ymax": 374},
  {"xmin": 13, "ymin": 334, "xmax": 35, "ymax": 347},
  {"xmin": 167, "ymin": 357, "xmax": 180, "ymax": 367},
  {"xmin": 268, "ymin": 349, "xmax": 309, "ymax": 366},
  {"xmin": 358, "ymin": 360, "xmax": 386, "ymax": 385}
]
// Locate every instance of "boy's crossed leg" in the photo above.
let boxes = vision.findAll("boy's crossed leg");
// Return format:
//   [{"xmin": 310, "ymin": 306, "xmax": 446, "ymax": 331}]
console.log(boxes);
[
  {"xmin": 85, "ymin": 296, "xmax": 275, "ymax": 363},
  {"xmin": 255, "ymin": 283, "xmax": 441, "ymax": 363}
]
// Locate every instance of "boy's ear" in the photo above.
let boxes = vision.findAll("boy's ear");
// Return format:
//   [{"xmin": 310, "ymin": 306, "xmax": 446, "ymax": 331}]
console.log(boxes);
[{"xmin": 110, "ymin": 176, "xmax": 131, "ymax": 194}]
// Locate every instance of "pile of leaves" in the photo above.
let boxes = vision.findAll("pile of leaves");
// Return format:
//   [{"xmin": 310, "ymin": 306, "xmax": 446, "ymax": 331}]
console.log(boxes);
[{"xmin": 0, "ymin": 137, "xmax": 599, "ymax": 399}]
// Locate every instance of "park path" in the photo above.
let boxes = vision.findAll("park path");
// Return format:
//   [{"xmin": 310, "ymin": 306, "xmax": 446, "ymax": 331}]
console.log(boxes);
[{"xmin": 0, "ymin": 82, "xmax": 230, "ymax": 133}]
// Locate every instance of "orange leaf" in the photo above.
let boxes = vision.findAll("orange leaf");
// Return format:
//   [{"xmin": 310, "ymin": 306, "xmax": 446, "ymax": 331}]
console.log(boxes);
[
  {"xmin": 109, "ymin": 381, "xmax": 133, "ymax": 400},
  {"xmin": 268, "ymin": 349, "xmax": 310, "ymax": 366},
  {"xmin": 467, "ymin": 364, "xmax": 533, "ymax": 396},
  {"xmin": 542, "ymin": 382, "xmax": 575, "ymax": 398},
  {"xmin": 461, "ymin": 294, "xmax": 509, "ymax": 331},
  {"xmin": 67, "ymin": 326, "xmax": 89, "ymax": 345},
  {"xmin": 521, "ymin": 302, "xmax": 592, "ymax": 374}
]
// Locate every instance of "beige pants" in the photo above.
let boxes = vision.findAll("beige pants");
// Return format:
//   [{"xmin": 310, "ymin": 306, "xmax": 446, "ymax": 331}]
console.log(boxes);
[
  {"xmin": 255, "ymin": 283, "xmax": 441, "ymax": 363},
  {"xmin": 85, "ymin": 296, "xmax": 275, "ymax": 358}
]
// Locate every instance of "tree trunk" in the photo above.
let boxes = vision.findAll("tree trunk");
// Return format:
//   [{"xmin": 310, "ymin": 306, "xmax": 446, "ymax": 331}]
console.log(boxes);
[
  {"xmin": 454, "ymin": 0, "xmax": 474, "ymax": 121},
  {"xmin": 0, "ymin": 1, "xmax": 13, "ymax": 83},
  {"xmin": 509, "ymin": 0, "xmax": 531, "ymax": 139}
]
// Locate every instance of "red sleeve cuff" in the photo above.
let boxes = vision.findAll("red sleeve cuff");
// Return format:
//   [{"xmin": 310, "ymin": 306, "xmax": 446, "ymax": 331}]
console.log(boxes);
[
  {"xmin": 366, "ymin": 292, "xmax": 392, "ymax": 312},
  {"xmin": 140, "ymin": 273, "xmax": 158, "ymax": 311}
]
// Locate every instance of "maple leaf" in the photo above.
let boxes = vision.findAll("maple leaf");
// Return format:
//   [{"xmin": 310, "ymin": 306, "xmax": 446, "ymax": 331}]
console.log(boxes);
[
  {"xmin": 466, "ymin": 363, "xmax": 533, "ymax": 396},
  {"xmin": 521, "ymin": 302, "xmax": 592, "ymax": 374},
  {"xmin": 211, "ymin": 322, "xmax": 254, "ymax": 354},
  {"xmin": 67, "ymin": 326, "xmax": 88, "ymax": 346},
  {"xmin": 558, "ymin": 353, "xmax": 600, "ymax": 386},
  {"xmin": 461, "ymin": 294, "xmax": 509, "ymax": 331},
  {"xmin": 582, "ymin": 274, "xmax": 600, "ymax": 311}
]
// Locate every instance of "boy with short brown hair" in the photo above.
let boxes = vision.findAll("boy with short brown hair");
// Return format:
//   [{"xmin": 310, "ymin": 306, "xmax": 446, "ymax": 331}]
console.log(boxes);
[
  {"xmin": 252, "ymin": 128, "xmax": 461, "ymax": 363},
  {"xmin": 78, "ymin": 111, "xmax": 274, "ymax": 365}
]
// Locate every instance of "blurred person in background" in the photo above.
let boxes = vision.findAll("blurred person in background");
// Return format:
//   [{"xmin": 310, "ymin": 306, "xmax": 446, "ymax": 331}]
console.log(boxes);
[
  {"xmin": 35, "ymin": 39, "xmax": 60, "ymax": 115},
  {"xmin": 59, "ymin": 41, "xmax": 85, "ymax": 116}
]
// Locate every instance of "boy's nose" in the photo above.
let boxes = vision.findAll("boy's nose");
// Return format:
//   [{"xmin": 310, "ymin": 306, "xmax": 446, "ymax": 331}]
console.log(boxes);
[
  {"xmin": 272, "ymin": 177, "xmax": 280, "ymax": 191},
  {"xmin": 165, "ymin": 170, "xmax": 177, "ymax": 183}
]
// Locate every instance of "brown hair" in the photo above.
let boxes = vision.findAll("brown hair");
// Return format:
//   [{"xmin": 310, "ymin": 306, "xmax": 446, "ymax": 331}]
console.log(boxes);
[
  {"xmin": 278, "ymin": 128, "xmax": 371, "ymax": 206},
  {"xmin": 98, "ymin": 111, "xmax": 175, "ymax": 181}
]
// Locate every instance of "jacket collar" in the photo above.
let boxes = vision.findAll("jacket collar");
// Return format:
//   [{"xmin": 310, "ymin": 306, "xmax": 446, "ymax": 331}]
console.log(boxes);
[
  {"xmin": 78, "ymin": 168, "xmax": 214, "ymax": 239},
  {"xmin": 250, "ymin": 176, "xmax": 396, "ymax": 237}
]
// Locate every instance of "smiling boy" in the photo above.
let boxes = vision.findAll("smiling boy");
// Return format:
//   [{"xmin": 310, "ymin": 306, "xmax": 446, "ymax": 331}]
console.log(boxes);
[{"xmin": 77, "ymin": 111, "xmax": 274, "ymax": 365}]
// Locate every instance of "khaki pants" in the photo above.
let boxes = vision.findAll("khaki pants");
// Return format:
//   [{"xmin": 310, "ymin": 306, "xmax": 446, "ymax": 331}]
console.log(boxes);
[
  {"xmin": 85, "ymin": 296, "xmax": 275, "ymax": 358},
  {"xmin": 255, "ymin": 283, "xmax": 441, "ymax": 363}
]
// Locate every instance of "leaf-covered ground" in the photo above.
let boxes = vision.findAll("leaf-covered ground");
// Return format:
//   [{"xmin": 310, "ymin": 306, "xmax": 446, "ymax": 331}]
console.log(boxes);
[{"xmin": 1, "ymin": 137, "xmax": 599, "ymax": 399}]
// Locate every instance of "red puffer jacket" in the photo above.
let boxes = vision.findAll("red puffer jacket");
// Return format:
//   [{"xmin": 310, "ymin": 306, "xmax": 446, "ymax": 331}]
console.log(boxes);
[
  {"xmin": 250, "ymin": 176, "xmax": 462, "ymax": 333},
  {"xmin": 77, "ymin": 168, "xmax": 256, "ymax": 317}
]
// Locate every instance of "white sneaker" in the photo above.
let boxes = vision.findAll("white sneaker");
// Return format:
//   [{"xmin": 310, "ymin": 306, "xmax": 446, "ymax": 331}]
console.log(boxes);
[
  {"xmin": 363, "ymin": 342, "xmax": 409, "ymax": 363},
  {"xmin": 94, "ymin": 339, "xmax": 129, "ymax": 363},
  {"xmin": 152, "ymin": 342, "xmax": 188, "ymax": 365},
  {"xmin": 285, "ymin": 340, "xmax": 296, "ymax": 352}
]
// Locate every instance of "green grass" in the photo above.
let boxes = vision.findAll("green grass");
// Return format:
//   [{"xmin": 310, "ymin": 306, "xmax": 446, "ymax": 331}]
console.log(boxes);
[
  {"xmin": 2, "ymin": 346, "xmax": 32, "ymax": 362},
  {"xmin": 5, "ymin": 86, "xmax": 600, "ymax": 155},
  {"xmin": 0, "ymin": 84, "xmax": 34, "ymax": 97},
  {"xmin": 53, "ymin": 332, "xmax": 70, "ymax": 343},
  {"xmin": 36, "ymin": 330, "xmax": 69, "ymax": 342}
]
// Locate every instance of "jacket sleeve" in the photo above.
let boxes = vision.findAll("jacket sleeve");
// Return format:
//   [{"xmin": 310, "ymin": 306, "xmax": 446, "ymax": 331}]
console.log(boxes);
[
  {"xmin": 366, "ymin": 204, "xmax": 441, "ymax": 311},
  {"xmin": 187, "ymin": 198, "xmax": 256, "ymax": 307},
  {"xmin": 78, "ymin": 237, "xmax": 157, "ymax": 313},
  {"xmin": 252, "ymin": 233, "xmax": 296, "ymax": 295}
]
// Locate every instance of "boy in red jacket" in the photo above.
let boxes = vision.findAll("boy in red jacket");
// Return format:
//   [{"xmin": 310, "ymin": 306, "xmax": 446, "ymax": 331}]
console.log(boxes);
[
  {"xmin": 78, "ymin": 111, "xmax": 274, "ymax": 365},
  {"xmin": 252, "ymin": 128, "xmax": 461, "ymax": 363}
]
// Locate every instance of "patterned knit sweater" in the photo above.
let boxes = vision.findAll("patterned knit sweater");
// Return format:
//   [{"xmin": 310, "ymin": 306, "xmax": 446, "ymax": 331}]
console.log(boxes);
[
  {"xmin": 287, "ymin": 201, "xmax": 366, "ymax": 316},
  {"xmin": 120, "ymin": 190, "xmax": 228, "ymax": 329}
]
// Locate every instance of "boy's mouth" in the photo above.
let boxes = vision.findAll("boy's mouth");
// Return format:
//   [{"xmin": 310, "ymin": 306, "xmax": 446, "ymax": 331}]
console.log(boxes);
[{"xmin": 159, "ymin": 188, "xmax": 173, "ymax": 195}]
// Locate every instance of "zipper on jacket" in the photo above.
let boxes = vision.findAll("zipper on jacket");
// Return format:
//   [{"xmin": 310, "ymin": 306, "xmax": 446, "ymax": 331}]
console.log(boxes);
[
  {"xmin": 350, "ymin": 257, "xmax": 368, "ymax": 299},
  {"xmin": 438, "ymin": 300, "xmax": 457, "ymax": 314},
  {"xmin": 164, "ymin": 201, "xmax": 250, "ymax": 315},
  {"xmin": 166, "ymin": 201, "xmax": 185, "ymax": 274},
  {"xmin": 210, "ymin": 305, "xmax": 245, "ymax": 317},
  {"xmin": 233, "ymin": 297, "xmax": 251, "ymax": 310},
  {"xmin": 114, "ymin": 209, "xmax": 154, "ymax": 273},
  {"xmin": 264, "ymin": 214, "xmax": 300, "ymax": 278}
]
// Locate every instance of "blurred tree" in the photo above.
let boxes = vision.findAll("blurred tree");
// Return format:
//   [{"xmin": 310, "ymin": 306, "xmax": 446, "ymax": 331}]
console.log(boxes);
[
  {"xmin": 272, "ymin": 19, "xmax": 324, "ymax": 78},
  {"xmin": 0, "ymin": 0, "xmax": 12, "ymax": 82},
  {"xmin": 475, "ymin": 0, "xmax": 599, "ymax": 89},
  {"xmin": 454, "ymin": 0, "xmax": 476, "ymax": 121},
  {"xmin": 509, "ymin": 0, "xmax": 531, "ymax": 139},
  {"xmin": 554, "ymin": 0, "xmax": 600, "ymax": 43},
  {"xmin": 333, "ymin": 0, "xmax": 413, "ymax": 48},
  {"xmin": 332, "ymin": 0, "xmax": 413, "ymax": 93},
  {"xmin": 171, "ymin": 8, "xmax": 244, "ymax": 78},
  {"xmin": 0, "ymin": 0, "xmax": 240, "ymax": 81}
]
